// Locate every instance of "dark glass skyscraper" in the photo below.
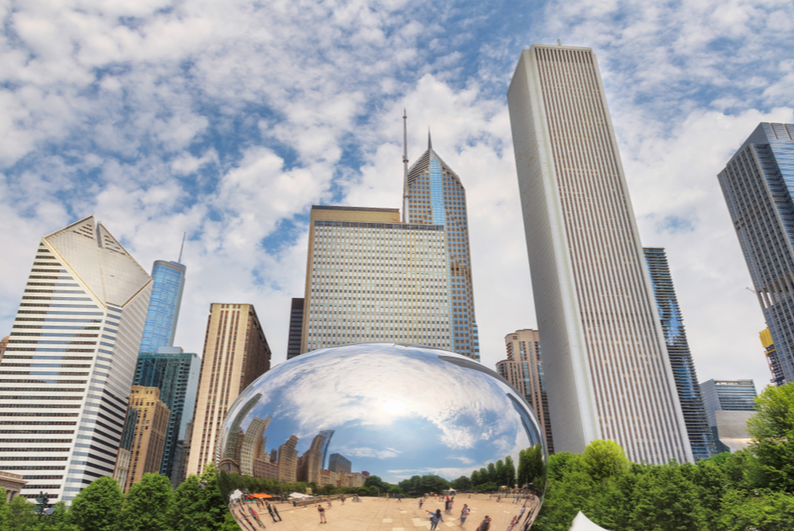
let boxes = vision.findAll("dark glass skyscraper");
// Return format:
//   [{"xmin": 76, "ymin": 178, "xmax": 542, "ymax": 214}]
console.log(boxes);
[
  {"xmin": 718, "ymin": 122, "xmax": 793, "ymax": 384},
  {"xmin": 404, "ymin": 135, "xmax": 480, "ymax": 360},
  {"xmin": 139, "ymin": 260, "xmax": 187, "ymax": 353},
  {"xmin": 644, "ymin": 248, "xmax": 717, "ymax": 460},
  {"xmin": 133, "ymin": 348, "xmax": 200, "ymax": 480}
]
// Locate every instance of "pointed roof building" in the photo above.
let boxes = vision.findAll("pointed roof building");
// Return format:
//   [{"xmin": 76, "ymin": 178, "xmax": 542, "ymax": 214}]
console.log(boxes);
[{"xmin": 404, "ymin": 130, "xmax": 480, "ymax": 360}]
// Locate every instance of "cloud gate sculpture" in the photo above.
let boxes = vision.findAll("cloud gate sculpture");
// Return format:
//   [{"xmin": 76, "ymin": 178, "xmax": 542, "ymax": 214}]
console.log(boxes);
[{"xmin": 218, "ymin": 343, "xmax": 546, "ymax": 529}]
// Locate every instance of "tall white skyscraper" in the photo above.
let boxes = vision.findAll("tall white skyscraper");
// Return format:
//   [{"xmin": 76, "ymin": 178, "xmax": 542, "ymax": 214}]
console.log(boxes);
[
  {"xmin": 0, "ymin": 216, "xmax": 153, "ymax": 503},
  {"xmin": 507, "ymin": 45, "xmax": 692, "ymax": 464}
]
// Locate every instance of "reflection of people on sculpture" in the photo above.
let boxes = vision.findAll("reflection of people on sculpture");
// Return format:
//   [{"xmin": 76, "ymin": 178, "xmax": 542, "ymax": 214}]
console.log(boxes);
[
  {"xmin": 428, "ymin": 509, "xmax": 444, "ymax": 531},
  {"xmin": 459, "ymin": 504, "xmax": 470, "ymax": 526}
]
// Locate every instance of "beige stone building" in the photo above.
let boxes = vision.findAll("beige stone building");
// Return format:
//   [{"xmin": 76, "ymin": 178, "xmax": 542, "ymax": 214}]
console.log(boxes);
[
  {"xmin": 125, "ymin": 386, "xmax": 170, "ymax": 493},
  {"xmin": 300, "ymin": 206, "xmax": 452, "ymax": 354},
  {"xmin": 185, "ymin": 304, "xmax": 271, "ymax": 476},
  {"xmin": 0, "ymin": 471, "xmax": 26, "ymax": 502},
  {"xmin": 497, "ymin": 329, "xmax": 554, "ymax": 454}
]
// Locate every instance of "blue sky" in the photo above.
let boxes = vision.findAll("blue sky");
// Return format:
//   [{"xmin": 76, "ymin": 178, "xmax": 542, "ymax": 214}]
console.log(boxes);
[{"xmin": 1, "ymin": 0, "xmax": 792, "ymax": 391}]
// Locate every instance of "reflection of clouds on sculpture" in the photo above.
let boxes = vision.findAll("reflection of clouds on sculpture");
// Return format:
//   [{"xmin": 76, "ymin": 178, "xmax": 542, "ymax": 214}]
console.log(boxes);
[{"xmin": 217, "ymin": 344, "xmax": 546, "ymax": 486}]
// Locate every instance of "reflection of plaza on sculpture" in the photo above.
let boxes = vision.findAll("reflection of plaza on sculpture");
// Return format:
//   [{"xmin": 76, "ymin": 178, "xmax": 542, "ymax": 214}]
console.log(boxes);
[{"xmin": 219, "ymin": 420, "xmax": 368, "ymax": 488}]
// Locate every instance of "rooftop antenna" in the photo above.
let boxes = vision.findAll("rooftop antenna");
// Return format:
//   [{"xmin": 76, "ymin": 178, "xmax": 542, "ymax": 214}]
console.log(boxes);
[
  {"xmin": 557, "ymin": 39, "xmax": 562, "ymax": 46},
  {"xmin": 178, "ymin": 232, "xmax": 186, "ymax": 263},
  {"xmin": 428, "ymin": 128, "xmax": 432, "ymax": 150},
  {"xmin": 402, "ymin": 109, "xmax": 409, "ymax": 223}
]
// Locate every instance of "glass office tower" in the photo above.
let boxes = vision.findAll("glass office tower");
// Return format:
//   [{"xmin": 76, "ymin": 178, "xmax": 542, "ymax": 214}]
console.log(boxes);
[
  {"xmin": 717, "ymin": 122, "xmax": 793, "ymax": 384},
  {"xmin": 133, "ymin": 348, "xmax": 199, "ymax": 481},
  {"xmin": 139, "ymin": 260, "xmax": 186, "ymax": 354},
  {"xmin": 644, "ymin": 248, "xmax": 717, "ymax": 460},
  {"xmin": 404, "ymin": 136, "xmax": 480, "ymax": 360}
]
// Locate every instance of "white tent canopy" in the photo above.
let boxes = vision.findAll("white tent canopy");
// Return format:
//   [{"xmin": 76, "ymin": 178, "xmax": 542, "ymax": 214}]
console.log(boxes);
[
  {"xmin": 289, "ymin": 492, "xmax": 308, "ymax": 499},
  {"xmin": 569, "ymin": 511, "xmax": 610, "ymax": 531}
]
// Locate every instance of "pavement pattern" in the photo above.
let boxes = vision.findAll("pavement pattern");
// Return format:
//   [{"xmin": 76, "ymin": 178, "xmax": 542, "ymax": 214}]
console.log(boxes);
[{"xmin": 232, "ymin": 493, "xmax": 542, "ymax": 531}]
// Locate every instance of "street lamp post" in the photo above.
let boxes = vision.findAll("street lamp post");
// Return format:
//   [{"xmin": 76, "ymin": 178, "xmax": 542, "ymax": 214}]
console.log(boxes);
[{"xmin": 35, "ymin": 491, "xmax": 50, "ymax": 520}]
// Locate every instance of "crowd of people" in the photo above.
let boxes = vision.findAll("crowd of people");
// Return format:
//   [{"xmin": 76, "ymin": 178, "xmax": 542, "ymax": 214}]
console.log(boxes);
[{"xmin": 230, "ymin": 489, "xmax": 540, "ymax": 530}]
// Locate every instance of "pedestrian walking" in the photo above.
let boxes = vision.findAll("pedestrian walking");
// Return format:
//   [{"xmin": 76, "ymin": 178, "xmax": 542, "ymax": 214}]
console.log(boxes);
[
  {"xmin": 428, "ymin": 509, "xmax": 444, "ymax": 531},
  {"xmin": 419, "ymin": 498, "xmax": 424, "ymax": 508},
  {"xmin": 459, "ymin": 504, "xmax": 470, "ymax": 526},
  {"xmin": 507, "ymin": 516, "xmax": 518, "ymax": 531},
  {"xmin": 326, "ymin": 496, "xmax": 332, "ymax": 507},
  {"xmin": 266, "ymin": 502, "xmax": 280, "ymax": 522},
  {"xmin": 271, "ymin": 503, "xmax": 282, "ymax": 522},
  {"xmin": 476, "ymin": 516, "xmax": 491, "ymax": 531},
  {"xmin": 318, "ymin": 504, "xmax": 327, "ymax": 524}
]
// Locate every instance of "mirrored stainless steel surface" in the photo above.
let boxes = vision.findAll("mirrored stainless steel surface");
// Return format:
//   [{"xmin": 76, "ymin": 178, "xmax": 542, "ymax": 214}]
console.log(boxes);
[{"xmin": 219, "ymin": 343, "xmax": 546, "ymax": 530}]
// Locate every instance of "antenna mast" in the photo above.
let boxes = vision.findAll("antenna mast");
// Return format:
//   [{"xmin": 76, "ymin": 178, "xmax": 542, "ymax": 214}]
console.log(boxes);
[
  {"xmin": 178, "ymin": 232, "xmax": 186, "ymax": 263},
  {"xmin": 402, "ymin": 109, "xmax": 409, "ymax": 223}
]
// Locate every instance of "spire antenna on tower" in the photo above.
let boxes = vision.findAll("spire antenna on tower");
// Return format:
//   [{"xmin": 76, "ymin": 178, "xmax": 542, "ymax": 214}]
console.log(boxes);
[
  {"xmin": 402, "ymin": 109, "xmax": 409, "ymax": 223},
  {"xmin": 428, "ymin": 128, "xmax": 432, "ymax": 150},
  {"xmin": 178, "ymin": 232, "xmax": 186, "ymax": 263}
]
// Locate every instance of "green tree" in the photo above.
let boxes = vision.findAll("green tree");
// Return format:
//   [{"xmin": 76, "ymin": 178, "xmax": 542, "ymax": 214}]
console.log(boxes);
[
  {"xmin": 199, "ymin": 463, "xmax": 229, "ymax": 529},
  {"xmin": 533, "ymin": 469, "xmax": 596, "ymax": 531},
  {"xmin": 747, "ymin": 383, "xmax": 794, "ymax": 492},
  {"xmin": 486, "ymin": 463, "xmax": 496, "ymax": 483},
  {"xmin": 495, "ymin": 459, "xmax": 506, "ymax": 486},
  {"xmin": 719, "ymin": 489, "xmax": 794, "ymax": 531},
  {"xmin": 117, "ymin": 473, "xmax": 173, "ymax": 531},
  {"xmin": 0, "ymin": 488, "xmax": 8, "ymax": 531},
  {"xmin": 629, "ymin": 464, "xmax": 708, "ymax": 531},
  {"xmin": 582, "ymin": 440, "xmax": 629, "ymax": 481},
  {"xmin": 364, "ymin": 475, "xmax": 390, "ymax": 493},
  {"xmin": 504, "ymin": 455, "xmax": 516, "ymax": 487},
  {"xmin": 451, "ymin": 476, "xmax": 472, "ymax": 491},
  {"xmin": 39, "ymin": 501, "xmax": 78, "ymax": 531},
  {"xmin": 545, "ymin": 452, "xmax": 582, "ymax": 482},
  {"xmin": 7, "ymin": 495, "xmax": 36, "ymax": 531},
  {"xmin": 67, "ymin": 476, "xmax": 122, "ymax": 531}
]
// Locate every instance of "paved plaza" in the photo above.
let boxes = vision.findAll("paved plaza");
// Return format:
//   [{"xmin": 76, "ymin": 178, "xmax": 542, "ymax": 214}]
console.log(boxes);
[{"xmin": 233, "ymin": 493, "xmax": 542, "ymax": 531}]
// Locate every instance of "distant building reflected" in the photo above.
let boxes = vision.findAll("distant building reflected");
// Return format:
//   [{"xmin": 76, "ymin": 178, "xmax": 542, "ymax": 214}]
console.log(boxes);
[{"xmin": 219, "ymin": 419, "xmax": 365, "ymax": 487}]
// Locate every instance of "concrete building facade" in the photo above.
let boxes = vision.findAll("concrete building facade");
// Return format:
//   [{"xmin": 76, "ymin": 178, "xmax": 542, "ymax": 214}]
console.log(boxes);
[
  {"xmin": 497, "ymin": 329, "xmax": 553, "ymax": 454},
  {"xmin": 507, "ymin": 45, "xmax": 692, "ymax": 464},
  {"xmin": 124, "ymin": 386, "xmax": 170, "ymax": 493},
  {"xmin": 0, "ymin": 216, "xmax": 152, "ymax": 503},
  {"xmin": 301, "ymin": 206, "xmax": 452, "ymax": 353},
  {"xmin": 699, "ymin": 379, "xmax": 758, "ymax": 453},
  {"xmin": 185, "ymin": 303, "xmax": 271, "ymax": 476}
]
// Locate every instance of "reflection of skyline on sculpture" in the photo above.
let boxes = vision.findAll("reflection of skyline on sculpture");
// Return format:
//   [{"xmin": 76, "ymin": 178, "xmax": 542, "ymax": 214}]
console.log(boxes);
[{"xmin": 217, "ymin": 344, "xmax": 546, "ymax": 484}]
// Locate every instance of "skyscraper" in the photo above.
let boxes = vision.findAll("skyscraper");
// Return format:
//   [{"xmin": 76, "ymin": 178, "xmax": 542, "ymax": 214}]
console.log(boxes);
[
  {"xmin": 123, "ymin": 386, "xmax": 170, "ymax": 493},
  {"xmin": 699, "ymin": 379, "xmax": 757, "ymax": 453},
  {"xmin": 0, "ymin": 216, "xmax": 152, "ymax": 503},
  {"xmin": 133, "ymin": 347, "xmax": 200, "ymax": 481},
  {"xmin": 497, "ymin": 329, "xmax": 553, "ymax": 453},
  {"xmin": 185, "ymin": 303, "xmax": 271, "ymax": 476},
  {"xmin": 759, "ymin": 329, "xmax": 786, "ymax": 386},
  {"xmin": 139, "ymin": 260, "xmax": 186, "ymax": 354},
  {"xmin": 643, "ymin": 248, "xmax": 717, "ymax": 460},
  {"xmin": 404, "ymin": 133, "xmax": 480, "ymax": 360},
  {"xmin": 286, "ymin": 298, "xmax": 304, "ymax": 360},
  {"xmin": 300, "ymin": 206, "xmax": 452, "ymax": 353},
  {"xmin": 717, "ymin": 123, "xmax": 793, "ymax": 384},
  {"xmin": 507, "ymin": 45, "xmax": 692, "ymax": 463}
]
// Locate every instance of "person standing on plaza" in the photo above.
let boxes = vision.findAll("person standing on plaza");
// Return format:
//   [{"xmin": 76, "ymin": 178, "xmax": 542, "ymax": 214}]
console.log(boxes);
[
  {"xmin": 266, "ymin": 502, "xmax": 281, "ymax": 522},
  {"xmin": 419, "ymin": 497, "xmax": 424, "ymax": 509},
  {"xmin": 476, "ymin": 516, "xmax": 491, "ymax": 531},
  {"xmin": 318, "ymin": 504, "xmax": 327, "ymax": 524},
  {"xmin": 429, "ymin": 509, "xmax": 444, "ymax": 531},
  {"xmin": 327, "ymin": 496, "xmax": 332, "ymax": 507},
  {"xmin": 459, "ymin": 504, "xmax": 470, "ymax": 526}
]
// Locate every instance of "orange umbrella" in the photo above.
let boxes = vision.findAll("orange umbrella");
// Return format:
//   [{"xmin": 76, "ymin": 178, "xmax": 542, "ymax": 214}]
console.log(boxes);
[{"xmin": 253, "ymin": 493, "xmax": 273, "ymax": 498}]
